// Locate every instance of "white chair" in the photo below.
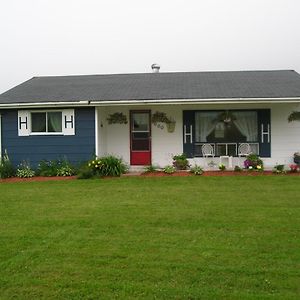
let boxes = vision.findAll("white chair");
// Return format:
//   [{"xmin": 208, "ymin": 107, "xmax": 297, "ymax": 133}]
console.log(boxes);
[
  {"xmin": 202, "ymin": 144, "xmax": 215, "ymax": 168},
  {"xmin": 238, "ymin": 143, "xmax": 251, "ymax": 166}
]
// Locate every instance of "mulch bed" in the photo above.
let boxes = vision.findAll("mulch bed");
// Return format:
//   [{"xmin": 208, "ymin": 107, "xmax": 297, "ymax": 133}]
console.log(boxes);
[
  {"xmin": 0, "ymin": 176, "xmax": 77, "ymax": 183},
  {"xmin": 1, "ymin": 171, "xmax": 300, "ymax": 183},
  {"xmin": 141, "ymin": 170, "xmax": 300, "ymax": 177}
]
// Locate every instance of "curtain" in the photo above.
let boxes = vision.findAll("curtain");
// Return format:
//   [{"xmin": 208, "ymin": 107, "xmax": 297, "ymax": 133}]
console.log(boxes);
[
  {"xmin": 195, "ymin": 112, "xmax": 218, "ymax": 142},
  {"xmin": 48, "ymin": 112, "xmax": 62, "ymax": 132},
  {"xmin": 233, "ymin": 111, "xmax": 258, "ymax": 141}
]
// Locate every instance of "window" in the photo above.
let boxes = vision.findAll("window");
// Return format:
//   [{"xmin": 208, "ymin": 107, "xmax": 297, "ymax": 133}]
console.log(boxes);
[
  {"xmin": 183, "ymin": 109, "xmax": 271, "ymax": 157},
  {"xmin": 18, "ymin": 109, "xmax": 75, "ymax": 136},
  {"xmin": 195, "ymin": 111, "xmax": 258, "ymax": 144},
  {"xmin": 31, "ymin": 112, "xmax": 62, "ymax": 133}
]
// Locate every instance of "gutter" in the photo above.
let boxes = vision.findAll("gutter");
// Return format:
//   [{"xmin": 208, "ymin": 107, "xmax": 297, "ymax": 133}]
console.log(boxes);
[{"xmin": 0, "ymin": 97, "xmax": 300, "ymax": 109}]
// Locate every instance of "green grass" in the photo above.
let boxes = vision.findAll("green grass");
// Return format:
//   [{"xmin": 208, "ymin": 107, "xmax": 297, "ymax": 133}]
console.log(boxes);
[{"xmin": 0, "ymin": 177, "xmax": 299, "ymax": 299}]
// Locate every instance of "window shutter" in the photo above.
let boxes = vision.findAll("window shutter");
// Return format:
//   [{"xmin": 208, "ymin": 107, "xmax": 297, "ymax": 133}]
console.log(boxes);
[
  {"xmin": 62, "ymin": 109, "xmax": 75, "ymax": 135},
  {"xmin": 183, "ymin": 111, "xmax": 195, "ymax": 158},
  {"xmin": 18, "ymin": 110, "xmax": 30, "ymax": 136},
  {"xmin": 257, "ymin": 109, "xmax": 271, "ymax": 157}
]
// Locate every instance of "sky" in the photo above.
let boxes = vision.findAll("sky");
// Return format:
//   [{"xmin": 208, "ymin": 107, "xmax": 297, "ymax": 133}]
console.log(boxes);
[{"xmin": 0, "ymin": 0, "xmax": 300, "ymax": 93}]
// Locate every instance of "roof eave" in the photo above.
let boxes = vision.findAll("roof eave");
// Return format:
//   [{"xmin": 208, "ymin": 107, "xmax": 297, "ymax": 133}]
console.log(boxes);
[{"xmin": 1, "ymin": 97, "xmax": 300, "ymax": 109}]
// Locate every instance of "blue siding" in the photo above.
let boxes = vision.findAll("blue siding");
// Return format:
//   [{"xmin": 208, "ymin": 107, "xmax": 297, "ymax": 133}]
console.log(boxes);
[{"xmin": 1, "ymin": 107, "xmax": 95, "ymax": 167}]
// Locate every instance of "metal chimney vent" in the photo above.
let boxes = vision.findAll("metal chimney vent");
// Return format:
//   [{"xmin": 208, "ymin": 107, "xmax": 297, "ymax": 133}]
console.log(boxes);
[{"xmin": 151, "ymin": 63, "xmax": 160, "ymax": 73}]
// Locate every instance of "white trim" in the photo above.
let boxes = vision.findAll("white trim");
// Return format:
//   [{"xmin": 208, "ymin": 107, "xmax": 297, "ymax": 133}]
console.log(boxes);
[
  {"xmin": 1, "ymin": 97, "xmax": 300, "ymax": 108},
  {"xmin": 30, "ymin": 132, "xmax": 64, "ymax": 136},
  {"xmin": 91, "ymin": 97, "xmax": 300, "ymax": 106},
  {"xmin": 95, "ymin": 107, "xmax": 99, "ymax": 157}
]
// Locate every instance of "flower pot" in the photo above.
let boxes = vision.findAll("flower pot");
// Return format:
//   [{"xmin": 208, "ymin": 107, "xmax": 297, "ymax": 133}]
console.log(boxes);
[
  {"xmin": 166, "ymin": 121, "xmax": 176, "ymax": 133},
  {"xmin": 294, "ymin": 156, "xmax": 300, "ymax": 165}
]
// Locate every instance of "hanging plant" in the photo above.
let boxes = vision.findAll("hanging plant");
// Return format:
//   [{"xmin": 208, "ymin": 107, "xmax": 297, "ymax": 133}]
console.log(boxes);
[
  {"xmin": 107, "ymin": 113, "xmax": 128, "ymax": 124},
  {"xmin": 151, "ymin": 111, "xmax": 170, "ymax": 124},
  {"xmin": 288, "ymin": 111, "xmax": 300, "ymax": 122},
  {"xmin": 151, "ymin": 111, "xmax": 176, "ymax": 132},
  {"xmin": 216, "ymin": 111, "xmax": 236, "ymax": 124}
]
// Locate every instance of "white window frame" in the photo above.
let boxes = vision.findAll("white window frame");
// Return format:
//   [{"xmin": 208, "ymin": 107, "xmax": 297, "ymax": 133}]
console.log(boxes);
[
  {"xmin": 18, "ymin": 109, "xmax": 75, "ymax": 136},
  {"xmin": 30, "ymin": 110, "xmax": 63, "ymax": 135}
]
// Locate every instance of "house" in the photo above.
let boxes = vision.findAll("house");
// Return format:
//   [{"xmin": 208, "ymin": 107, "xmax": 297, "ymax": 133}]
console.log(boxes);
[{"xmin": 0, "ymin": 68, "xmax": 300, "ymax": 169}]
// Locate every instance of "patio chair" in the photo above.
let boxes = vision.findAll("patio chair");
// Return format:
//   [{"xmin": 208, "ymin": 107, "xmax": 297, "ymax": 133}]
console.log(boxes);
[
  {"xmin": 238, "ymin": 143, "xmax": 251, "ymax": 167},
  {"xmin": 202, "ymin": 144, "xmax": 215, "ymax": 168}
]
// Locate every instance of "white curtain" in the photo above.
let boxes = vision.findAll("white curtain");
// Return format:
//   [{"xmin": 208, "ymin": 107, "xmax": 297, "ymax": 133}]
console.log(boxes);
[
  {"xmin": 195, "ymin": 112, "xmax": 218, "ymax": 142},
  {"xmin": 233, "ymin": 111, "xmax": 258, "ymax": 141}
]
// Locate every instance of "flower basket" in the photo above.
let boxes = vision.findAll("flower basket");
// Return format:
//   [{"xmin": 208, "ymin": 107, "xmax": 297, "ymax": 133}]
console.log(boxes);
[
  {"xmin": 293, "ymin": 152, "xmax": 300, "ymax": 165},
  {"xmin": 166, "ymin": 121, "xmax": 176, "ymax": 133}
]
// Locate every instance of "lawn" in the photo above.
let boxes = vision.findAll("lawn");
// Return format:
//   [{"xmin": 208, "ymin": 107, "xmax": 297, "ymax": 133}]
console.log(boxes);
[{"xmin": 0, "ymin": 176, "xmax": 299, "ymax": 299}]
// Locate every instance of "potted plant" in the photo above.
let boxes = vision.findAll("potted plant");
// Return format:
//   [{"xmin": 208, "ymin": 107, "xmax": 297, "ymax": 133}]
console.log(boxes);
[
  {"xmin": 172, "ymin": 153, "xmax": 190, "ymax": 170},
  {"xmin": 244, "ymin": 154, "xmax": 264, "ymax": 171},
  {"xmin": 294, "ymin": 152, "xmax": 300, "ymax": 165}
]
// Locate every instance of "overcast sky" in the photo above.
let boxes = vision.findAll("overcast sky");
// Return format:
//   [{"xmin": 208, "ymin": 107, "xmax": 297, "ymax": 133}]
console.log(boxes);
[{"xmin": 0, "ymin": 0, "xmax": 299, "ymax": 93}]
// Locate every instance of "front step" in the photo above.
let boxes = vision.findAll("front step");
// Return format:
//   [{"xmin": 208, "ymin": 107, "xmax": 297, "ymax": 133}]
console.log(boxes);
[{"xmin": 128, "ymin": 165, "xmax": 147, "ymax": 173}]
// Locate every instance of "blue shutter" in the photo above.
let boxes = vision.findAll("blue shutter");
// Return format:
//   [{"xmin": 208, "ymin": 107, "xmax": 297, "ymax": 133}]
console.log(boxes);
[
  {"xmin": 183, "ymin": 111, "xmax": 195, "ymax": 158},
  {"xmin": 257, "ymin": 109, "xmax": 271, "ymax": 157}
]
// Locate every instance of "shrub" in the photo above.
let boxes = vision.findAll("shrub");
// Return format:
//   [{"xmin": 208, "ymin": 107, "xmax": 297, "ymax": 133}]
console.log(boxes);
[
  {"xmin": 234, "ymin": 165, "xmax": 242, "ymax": 172},
  {"xmin": 36, "ymin": 159, "xmax": 75, "ymax": 177},
  {"xmin": 144, "ymin": 165, "xmax": 159, "ymax": 173},
  {"xmin": 36, "ymin": 160, "xmax": 59, "ymax": 176},
  {"xmin": 172, "ymin": 153, "xmax": 190, "ymax": 170},
  {"xmin": 219, "ymin": 164, "xmax": 226, "ymax": 171},
  {"xmin": 57, "ymin": 165, "xmax": 75, "ymax": 177},
  {"xmin": 16, "ymin": 161, "xmax": 35, "ymax": 178},
  {"xmin": 273, "ymin": 164, "xmax": 286, "ymax": 174},
  {"xmin": 0, "ymin": 151, "xmax": 15, "ymax": 179},
  {"xmin": 244, "ymin": 154, "xmax": 264, "ymax": 171},
  {"xmin": 190, "ymin": 165, "xmax": 204, "ymax": 175},
  {"xmin": 77, "ymin": 165, "xmax": 95, "ymax": 179},
  {"xmin": 163, "ymin": 165, "xmax": 176, "ymax": 174},
  {"xmin": 87, "ymin": 155, "xmax": 127, "ymax": 177}
]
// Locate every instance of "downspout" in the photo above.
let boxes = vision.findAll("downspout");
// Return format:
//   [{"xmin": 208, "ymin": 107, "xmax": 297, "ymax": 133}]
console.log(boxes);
[
  {"xmin": 95, "ymin": 107, "xmax": 99, "ymax": 157},
  {"xmin": 0, "ymin": 113, "xmax": 2, "ymax": 159}
]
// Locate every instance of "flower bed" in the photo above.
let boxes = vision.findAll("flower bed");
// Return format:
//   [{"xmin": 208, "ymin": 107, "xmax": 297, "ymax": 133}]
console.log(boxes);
[{"xmin": 0, "ymin": 176, "xmax": 77, "ymax": 183}]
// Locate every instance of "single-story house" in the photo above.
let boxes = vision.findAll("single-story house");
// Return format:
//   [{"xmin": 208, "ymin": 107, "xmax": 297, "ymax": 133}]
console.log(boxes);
[{"xmin": 0, "ymin": 69, "xmax": 300, "ymax": 169}]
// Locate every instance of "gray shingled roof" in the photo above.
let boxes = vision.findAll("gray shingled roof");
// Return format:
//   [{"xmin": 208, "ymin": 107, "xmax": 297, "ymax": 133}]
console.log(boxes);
[{"xmin": 1, "ymin": 70, "xmax": 300, "ymax": 105}]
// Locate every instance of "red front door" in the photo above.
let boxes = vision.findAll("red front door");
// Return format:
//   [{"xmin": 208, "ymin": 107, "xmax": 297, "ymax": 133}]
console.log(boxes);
[{"xmin": 130, "ymin": 111, "xmax": 151, "ymax": 165}]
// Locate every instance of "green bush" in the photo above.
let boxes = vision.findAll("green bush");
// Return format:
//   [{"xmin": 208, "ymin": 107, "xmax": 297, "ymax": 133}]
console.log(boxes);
[
  {"xmin": 77, "ymin": 165, "xmax": 95, "ymax": 179},
  {"xmin": 16, "ymin": 161, "xmax": 35, "ymax": 178},
  {"xmin": 234, "ymin": 165, "xmax": 242, "ymax": 172},
  {"xmin": 144, "ymin": 165, "xmax": 159, "ymax": 173},
  {"xmin": 190, "ymin": 165, "xmax": 204, "ymax": 175},
  {"xmin": 172, "ymin": 153, "xmax": 190, "ymax": 170},
  {"xmin": 219, "ymin": 164, "xmax": 226, "ymax": 171},
  {"xmin": 36, "ymin": 159, "xmax": 75, "ymax": 177},
  {"xmin": 0, "ymin": 151, "xmax": 15, "ymax": 179},
  {"xmin": 273, "ymin": 164, "xmax": 286, "ymax": 174},
  {"xmin": 57, "ymin": 165, "xmax": 75, "ymax": 177},
  {"xmin": 86, "ymin": 155, "xmax": 127, "ymax": 177},
  {"xmin": 163, "ymin": 165, "xmax": 176, "ymax": 174}
]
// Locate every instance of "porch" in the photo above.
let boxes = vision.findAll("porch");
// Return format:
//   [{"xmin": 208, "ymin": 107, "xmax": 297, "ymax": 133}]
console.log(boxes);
[{"xmin": 95, "ymin": 102, "xmax": 300, "ymax": 169}]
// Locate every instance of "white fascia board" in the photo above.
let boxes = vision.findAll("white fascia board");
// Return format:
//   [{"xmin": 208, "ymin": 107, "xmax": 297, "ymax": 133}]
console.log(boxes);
[
  {"xmin": 91, "ymin": 97, "xmax": 300, "ymax": 106},
  {"xmin": 0, "ymin": 101, "xmax": 90, "ymax": 109},
  {"xmin": 1, "ymin": 97, "xmax": 300, "ymax": 108}
]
